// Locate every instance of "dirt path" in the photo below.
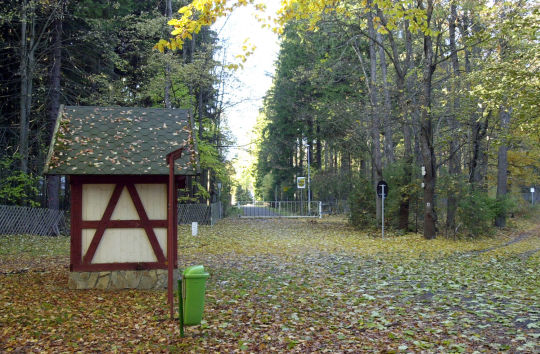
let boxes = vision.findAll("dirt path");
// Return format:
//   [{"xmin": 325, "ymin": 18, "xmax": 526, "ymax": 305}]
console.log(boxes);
[{"xmin": 470, "ymin": 224, "xmax": 540, "ymax": 256}]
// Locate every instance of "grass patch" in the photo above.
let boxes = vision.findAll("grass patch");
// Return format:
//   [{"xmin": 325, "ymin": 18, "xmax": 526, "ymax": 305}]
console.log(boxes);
[{"xmin": 0, "ymin": 234, "xmax": 69, "ymax": 258}]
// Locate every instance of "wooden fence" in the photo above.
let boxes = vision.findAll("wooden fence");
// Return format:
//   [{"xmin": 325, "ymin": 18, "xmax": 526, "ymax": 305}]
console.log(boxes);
[{"xmin": 0, "ymin": 205, "xmax": 66, "ymax": 236}]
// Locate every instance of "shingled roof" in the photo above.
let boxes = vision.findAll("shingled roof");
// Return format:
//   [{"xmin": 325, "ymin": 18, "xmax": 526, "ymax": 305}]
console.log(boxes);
[{"xmin": 44, "ymin": 106, "xmax": 198, "ymax": 175}]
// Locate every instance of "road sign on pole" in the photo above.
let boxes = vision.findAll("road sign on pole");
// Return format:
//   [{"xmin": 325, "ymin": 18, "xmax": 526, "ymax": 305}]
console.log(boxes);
[
  {"xmin": 307, "ymin": 144, "xmax": 311, "ymax": 214},
  {"xmin": 297, "ymin": 177, "xmax": 306, "ymax": 189},
  {"xmin": 376, "ymin": 181, "xmax": 388, "ymax": 239},
  {"xmin": 377, "ymin": 181, "xmax": 389, "ymax": 198}
]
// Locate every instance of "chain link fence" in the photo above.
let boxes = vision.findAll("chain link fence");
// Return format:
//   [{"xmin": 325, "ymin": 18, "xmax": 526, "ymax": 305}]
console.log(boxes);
[
  {"xmin": 178, "ymin": 202, "xmax": 222, "ymax": 225},
  {"xmin": 1, "ymin": 202, "xmax": 224, "ymax": 236},
  {"xmin": 0, "ymin": 205, "xmax": 67, "ymax": 236}
]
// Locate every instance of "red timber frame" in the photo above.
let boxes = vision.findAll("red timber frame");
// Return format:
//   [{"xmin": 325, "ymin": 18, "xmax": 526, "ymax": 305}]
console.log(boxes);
[
  {"xmin": 166, "ymin": 148, "xmax": 185, "ymax": 318},
  {"xmin": 69, "ymin": 174, "xmax": 184, "ymax": 272}
]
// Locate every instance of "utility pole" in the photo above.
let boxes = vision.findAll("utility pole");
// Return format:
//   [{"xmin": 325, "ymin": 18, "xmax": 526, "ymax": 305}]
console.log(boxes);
[{"xmin": 307, "ymin": 143, "xmax": 311, "ymax": 214}]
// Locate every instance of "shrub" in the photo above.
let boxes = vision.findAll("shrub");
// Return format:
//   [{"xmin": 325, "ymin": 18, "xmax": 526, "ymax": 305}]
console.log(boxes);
[
  {"xmin": 382, "ymin": 162, "xmax": 422, "ymax": 230},
  {"xmin": 0, "ymin": 156, "xmax": 40, "ymax": 207},
  {"xmin": 456, "ymin": 190, "xmax": 497, "ymax": 237},
  {"xmin": 349, "ymin": 176, "xmax": 376, "ymax": 228}
]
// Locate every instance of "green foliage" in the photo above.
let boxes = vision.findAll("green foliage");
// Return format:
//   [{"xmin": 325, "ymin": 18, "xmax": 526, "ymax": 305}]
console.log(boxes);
[
  {"xmin": 192, "ymin": 180, "xmax": 210, "ymax": 200},
  {"xmin": 312, "ymin": 170, "xmax": 354, "ymax": 202},
  {"xmin": 382, "ymin": 162, "xmax": 422, "ymax": 229},
  {"xmin": 257, "ymin": 172, "xmax": 274, "ymax": 201},
  {"xmin": 198, "ymin": 141, "xmax": 221, "ymax": 176},
  {"xmin": 235, "ymin": 185, "xmax": 252, "ymax": 202},
  {"xmin": 349, "ymin": 176, "xmax": 376, "ymax": 228},
  {"xmin": 0, "ymin": 156, "xmax": 40, "ymax": 207},
  {"xmin": 255, "ymin": 19, "xmax": 367, "ymax": 200},
  {"xmin": 456, "ymin": 190, "xmax": 499, "ymax": 237}
]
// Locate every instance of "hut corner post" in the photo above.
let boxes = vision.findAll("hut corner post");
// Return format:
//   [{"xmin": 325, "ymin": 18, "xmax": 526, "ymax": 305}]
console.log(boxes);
[{"xmin": 167, "ymin": 148, "xmax": 183, "ymax": 320}]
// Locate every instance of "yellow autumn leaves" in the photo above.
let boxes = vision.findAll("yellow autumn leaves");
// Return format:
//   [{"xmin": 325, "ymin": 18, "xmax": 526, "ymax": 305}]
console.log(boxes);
[{"xmin": 156, "ymin": 0, "xmax": 433, "ymax": 58}]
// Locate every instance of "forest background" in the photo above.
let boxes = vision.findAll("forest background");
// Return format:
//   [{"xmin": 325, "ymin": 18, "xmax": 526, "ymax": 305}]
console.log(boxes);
[
  {"xmin": 1, "ymin": 0, "xmax": 236, "ymax": 212},
  {"xmin": 247, "ymin": 0, "xmax": 540, "ymax": 238},
  {"xmin": 1, "ymin": 0, "xmax": 539, "ymax": 239}
]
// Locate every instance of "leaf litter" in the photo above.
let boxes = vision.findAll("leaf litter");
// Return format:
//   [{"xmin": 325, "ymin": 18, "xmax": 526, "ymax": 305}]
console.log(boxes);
[{"xmin": 1, "ymin": 216, "xmax": 539, "ymax": 352}]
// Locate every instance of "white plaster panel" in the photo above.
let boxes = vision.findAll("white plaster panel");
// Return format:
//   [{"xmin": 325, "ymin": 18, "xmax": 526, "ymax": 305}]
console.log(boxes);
[
  {"xmin": 82, "ymin": 228, "xmax": 96, "ymax": 257},
  {"xmin": 135, "ymin": 184, "xmax": 167, "ymax": 220},
  {"xmin": 92, "ymin": 229, "xmax": 158, "ymax": 263},
  {"xmin": 155, "ymin": 228, "xmax": 167, "ymax": 257},
  {"xmin": 82, "ymin": 184, "xmax": 114, "ymax": 221},
  {"xmin": 110, "ymin": 188, "xmax": 138, "ymax": 220}
]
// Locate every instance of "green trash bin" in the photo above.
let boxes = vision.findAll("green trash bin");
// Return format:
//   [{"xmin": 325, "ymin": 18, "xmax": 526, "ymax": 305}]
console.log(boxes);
[{"xmin": 180, "ymin": 265, "xmax": 209, "ymax": 327}]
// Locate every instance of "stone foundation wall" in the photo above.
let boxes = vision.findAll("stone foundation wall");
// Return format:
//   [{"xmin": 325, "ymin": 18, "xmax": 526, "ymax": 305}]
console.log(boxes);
[{"xmin": 68, "ymin": 269, "xmax": 179, "ymax": 290}]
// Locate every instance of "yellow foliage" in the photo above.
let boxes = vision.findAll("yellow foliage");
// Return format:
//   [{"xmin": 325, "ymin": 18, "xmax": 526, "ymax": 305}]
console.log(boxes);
[{"xmin": 159, "ymin": 0, "xmax": 433, "ymax": 57}]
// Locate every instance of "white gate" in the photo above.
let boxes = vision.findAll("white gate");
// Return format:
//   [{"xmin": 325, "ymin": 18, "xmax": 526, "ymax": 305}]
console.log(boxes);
[{"xmin": 236, "ymin": 201, "xmax": 322, "ymax": 218}]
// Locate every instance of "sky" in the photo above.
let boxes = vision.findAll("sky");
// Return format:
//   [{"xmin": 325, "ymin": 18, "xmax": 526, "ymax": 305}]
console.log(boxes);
[{"xmin": 212, "ymin": 3, "xmax": 281, "ymax": 152}]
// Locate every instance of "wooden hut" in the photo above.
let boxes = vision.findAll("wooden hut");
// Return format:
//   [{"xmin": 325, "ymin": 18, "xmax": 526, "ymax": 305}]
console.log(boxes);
[{"xmin": 44, "ymin": 106, "xmax": 197, "ymax": 289}]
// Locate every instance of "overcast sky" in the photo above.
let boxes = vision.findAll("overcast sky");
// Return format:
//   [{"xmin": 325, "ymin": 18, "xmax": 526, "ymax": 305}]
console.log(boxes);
[{"xmin": 212, "ymin": 3, "xmax": 281, "ymax": 152}]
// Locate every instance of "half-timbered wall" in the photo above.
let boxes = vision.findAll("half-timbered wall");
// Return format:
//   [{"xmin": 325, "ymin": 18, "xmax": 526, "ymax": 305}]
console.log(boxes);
[
  {"xmin": 70, "ymin": 175, "xmax": 183, "ymax": 272},
  {"xmin": 81, "ymin": 184, "xmax": 167, "ymax": 263}
]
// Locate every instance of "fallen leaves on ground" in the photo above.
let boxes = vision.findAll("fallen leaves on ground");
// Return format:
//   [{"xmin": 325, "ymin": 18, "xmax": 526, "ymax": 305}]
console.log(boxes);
[{"xmin": 1, "ymin": 216, "xmax": 539, "ymax": 352}]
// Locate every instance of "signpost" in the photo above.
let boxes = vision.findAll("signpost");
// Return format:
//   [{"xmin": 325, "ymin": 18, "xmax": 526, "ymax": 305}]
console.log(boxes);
[
  {"xmin": 297, "ymin": 177, "xmax": 306, "ymax": 189},
  {"xmin": 377, "ymin": 181, "xmax": 389, "ymax": 239},
  {"xmin": 297, "ymin": 177, "xmax": 306, "ymax": 214},
  {"xmin": 307, "ymin": 144, "xmax": 311, "ymax": 215},
  {"xmin": 531, "ymin": 187, "xmax": 535, "ymax": 205}
]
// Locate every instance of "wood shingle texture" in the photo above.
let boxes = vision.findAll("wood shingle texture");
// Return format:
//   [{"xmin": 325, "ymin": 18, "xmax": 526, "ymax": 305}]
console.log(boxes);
[{"xmin": 45, "ymin": 106, "xmax": 198, "ymax": 175}]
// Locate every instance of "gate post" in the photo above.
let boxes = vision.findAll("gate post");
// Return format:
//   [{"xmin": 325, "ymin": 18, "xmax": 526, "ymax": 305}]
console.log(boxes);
[{"xmin": 318, "ymin": 201, "xmax": 322, "ymax": 219}]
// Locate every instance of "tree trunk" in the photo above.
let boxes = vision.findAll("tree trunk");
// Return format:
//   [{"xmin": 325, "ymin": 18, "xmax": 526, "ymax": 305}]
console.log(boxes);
[
  {"xmin": 315, "ymin": 121, "xmax": 321, "ymax": 169},
  {"xmin": 164, "ymin": 0, "xmax": 173, "ymax": 108},
  {"xmin": 376, "ymin": 32, "xmax": 394, "ymax": 165},
  {"xmin": 419, "ymin": 0, "xmax": 437, "ymax": 239},
  {"xmin": 46, "ymin": 1, "xmax": 63, "ymax": 210},
  {"xmin": 469, "ymin": 116, "xmax": 488, "ymax": 188},
  {"xmin": 198, "ymin": 88, "xmax": 204, "ymax": 140},
  {"xmin": 494, "ymin": 5, "xmax": 512, "ymax": 227},
  {"xmin": 396, "ymin": 69, "xmax": 413, "ymax": 231},
  {"xmin": 495, "ymin": 108, "xmax": 511, "ymax": 227},
  {"xmin": 367, "ymin": 1, "xmax": 382, "ymax": 221},
  {"xmin": 446, "ymin": 2, "xmax": 461, "ymax": 234},
  {"xmin": 378, "ymin": 12, "xmax": 412, "ymax": 231},
  {"xmin": 19, "ymin": 0, "xmax": 31, "ymax": 173}
]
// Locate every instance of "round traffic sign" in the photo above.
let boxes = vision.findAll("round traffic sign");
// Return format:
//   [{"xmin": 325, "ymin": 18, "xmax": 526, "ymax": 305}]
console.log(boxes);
[{"xmin": 377, "ymin": 180, "xmax": 389, "ymax": 198}]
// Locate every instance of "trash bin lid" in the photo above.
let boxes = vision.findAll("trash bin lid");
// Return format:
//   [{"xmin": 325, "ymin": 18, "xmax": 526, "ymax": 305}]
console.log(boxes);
[{"xmin": 183, "ymin": 265, "xmax": 210, "ymax": 279}]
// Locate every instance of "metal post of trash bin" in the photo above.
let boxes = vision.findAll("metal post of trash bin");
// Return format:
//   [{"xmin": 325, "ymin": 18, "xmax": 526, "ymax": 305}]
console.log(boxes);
[
  {"xmin": 178, "ymin": 277, "xmax": 184, "ymax": 337},
  {"xmin": 167, "ymin": 148, "xmax": 183, "ymax": 320}
]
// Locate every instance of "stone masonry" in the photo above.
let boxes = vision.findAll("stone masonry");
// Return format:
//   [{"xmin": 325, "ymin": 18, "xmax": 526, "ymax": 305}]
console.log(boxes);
[{"xmin": 68, "ymin": 269, "xmax": 179, "ymax": 290}]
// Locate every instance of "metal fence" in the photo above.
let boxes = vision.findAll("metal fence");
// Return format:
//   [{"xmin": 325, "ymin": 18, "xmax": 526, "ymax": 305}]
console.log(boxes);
[
  {"xmin": 236, "ymin": 201, "xmax": 323, "ymax": 218},
  {"xmin": 178, "ymin": 202, "xmax": 222, "ymax": 226},
  {"xmin": 0, "ymin": 205, "xmax": 67, "ymax": 236},
  {"xmin": 320, "ymin": 200, "xmax": 350, "ymax": 215}
]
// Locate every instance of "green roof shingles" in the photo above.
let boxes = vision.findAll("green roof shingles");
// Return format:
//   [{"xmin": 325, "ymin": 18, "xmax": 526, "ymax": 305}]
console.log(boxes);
[{"xmin": 45, "ymin": 106, "xmax": 198, "ymax": 175}]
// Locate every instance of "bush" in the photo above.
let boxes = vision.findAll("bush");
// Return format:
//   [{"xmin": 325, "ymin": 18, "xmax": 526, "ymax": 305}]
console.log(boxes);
[
  {"xmin": 349, "ymin": 176, "xmax": 376, "ymax": 228},
  {"xmin": 456, "ymin": 191, "xmax": 498, "ymax": 237},
  {"xmin": 235, "ymin": 185, "xmax": 252, "ymax": 202},
  {"xmin": 0, "ymin": 156, "xmax": 40, "ymax": 207},
  {"xmin": 312, "ymin": 170, "xmax": 354, "ymax": 202},
  {"xmin": 382, "ymin": 162, "xmax": 422, "ymax": 230}
]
